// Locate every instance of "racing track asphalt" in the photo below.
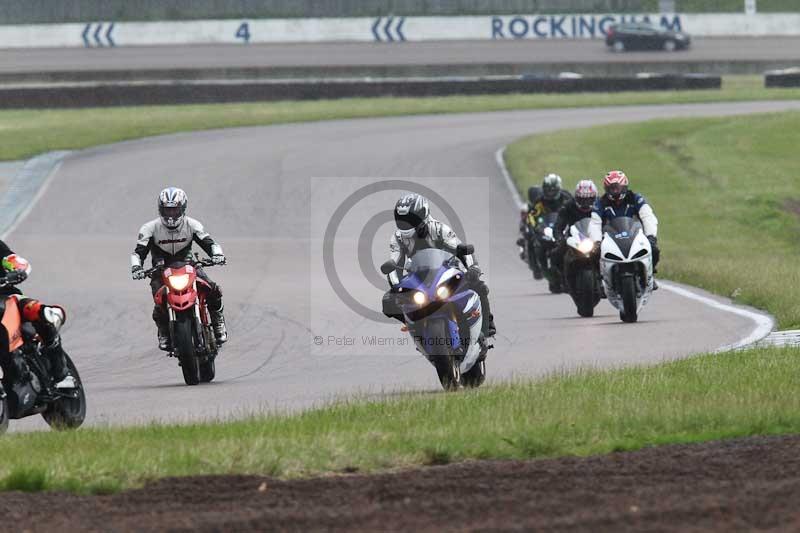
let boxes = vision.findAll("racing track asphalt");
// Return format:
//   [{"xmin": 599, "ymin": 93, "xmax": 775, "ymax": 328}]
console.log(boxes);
[
  {"xmin": 0, "ymin": 38, "xmax": 797, "ymax": 72},
  {"xmin": 8, "ymin": 100, "xmax": 800, "ymax": 431}
]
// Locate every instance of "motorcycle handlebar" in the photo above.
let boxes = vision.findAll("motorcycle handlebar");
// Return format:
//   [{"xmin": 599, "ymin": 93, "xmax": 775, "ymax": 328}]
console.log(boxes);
[{"xmin": 138, "ymin": 258, "xmax": 225, "ymax": 279}]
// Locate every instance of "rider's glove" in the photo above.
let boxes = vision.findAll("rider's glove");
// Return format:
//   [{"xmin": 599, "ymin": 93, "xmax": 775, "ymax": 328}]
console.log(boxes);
[
  {"xmin": 131, "ymin": 265, "xmax": 147, "ymax": 280},
  {"xmin": 543, "ymin": 227, "xmax": 554, "ymax": 241},
  {"xmin": 5, "ymin": 270, "xmax": 27, "ymax": 284},
  {"xmin": 212, "ymin": 254, "xmax": 226, "ymax": 265}
]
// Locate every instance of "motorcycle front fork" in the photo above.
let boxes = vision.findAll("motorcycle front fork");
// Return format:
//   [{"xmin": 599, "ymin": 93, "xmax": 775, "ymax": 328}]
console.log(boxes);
[{"xmin": 166, "ymin": 305, "xmax": 206, "ymax": 354}]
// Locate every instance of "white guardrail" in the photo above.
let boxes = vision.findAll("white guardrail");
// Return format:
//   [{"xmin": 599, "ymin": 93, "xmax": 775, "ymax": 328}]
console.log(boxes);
[{"xmin": 0, "ymin": 13, "xmax": 799, "ymax": 48}]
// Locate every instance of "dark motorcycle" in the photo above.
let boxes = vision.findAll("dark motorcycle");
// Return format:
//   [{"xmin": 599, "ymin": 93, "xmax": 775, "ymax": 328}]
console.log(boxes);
[
  {"xmin": 0, "ymin": 274, "xmax": 86, "ymax": 434},
  {"xmin": 563, "ymin": 219, "xmax": 602, "ymax": 317},
  {"xmin": 140, "ymin": 254, "xmax": 225, "ymax": 386},
  {"xmin": 520, "ymin": 211, "xmax": 562, "ymax": 293}
]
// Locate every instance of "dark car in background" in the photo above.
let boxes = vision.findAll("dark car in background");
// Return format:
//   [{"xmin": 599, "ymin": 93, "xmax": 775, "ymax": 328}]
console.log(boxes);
[{"xmin": 605, "ymin": 22, "xmax": 691, "ymax": 52}]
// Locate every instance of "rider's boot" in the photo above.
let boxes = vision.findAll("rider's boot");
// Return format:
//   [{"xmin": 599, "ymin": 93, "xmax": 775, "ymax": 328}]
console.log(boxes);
[
  {"xmin": 157, "ymin": 322, "xmax": 170, "ymax": 351},
  {"xmin": 210, "ymin": 305, "xmax": 228, "ymax": 344},
  {"xmin": 44, "ymin": 335, "xmax": 75, "ymax": 389}
]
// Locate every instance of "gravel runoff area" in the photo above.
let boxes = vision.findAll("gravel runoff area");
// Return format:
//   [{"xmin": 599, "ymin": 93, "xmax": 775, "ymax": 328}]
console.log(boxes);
[{"xmin": 2, "ymin": 434, "xmax": 798, "ymax": 532}]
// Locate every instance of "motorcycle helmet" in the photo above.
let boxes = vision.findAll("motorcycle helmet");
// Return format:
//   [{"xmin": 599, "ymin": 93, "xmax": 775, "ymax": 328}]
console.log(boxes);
[
  {"xmin": 158, "ymin": 187, "xmax": 188, "ymax": 229},
  {"xmin": 603, "ymin": 170, "xmax": 629, "ymax": 205},
  {"xmin": 574, "ymin": 179, "xmax": 598, "ymax": 213},
  {"xmin": 542, "ymin": 173, "xmax": 563, "ymax": 201},
  {"xmin": 394, "ymin": 193, "xmax": 430, "ymax": 238}
]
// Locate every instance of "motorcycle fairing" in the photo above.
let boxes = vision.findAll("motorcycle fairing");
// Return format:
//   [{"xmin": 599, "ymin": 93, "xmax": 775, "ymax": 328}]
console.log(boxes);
[
  {"xmin": 599, "ymin": 217, "xmax": 654, "ymax": 313},
  {"xmin": 0, "ymin": 296, "xmax": 23, "ymax": 353},
  {"xmin": 396, "ymin": 249, "xmax": 482, "ymax": 373}
]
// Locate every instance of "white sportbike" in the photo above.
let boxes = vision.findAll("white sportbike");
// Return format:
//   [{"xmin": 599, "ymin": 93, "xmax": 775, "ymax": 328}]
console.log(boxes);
[{"xmin": 599, "ymin": 216, "xmax": 654, "ymax": 323}]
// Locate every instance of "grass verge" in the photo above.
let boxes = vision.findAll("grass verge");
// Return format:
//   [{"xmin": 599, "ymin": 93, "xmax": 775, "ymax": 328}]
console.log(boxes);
[
  {"xmin": 1, "ymin": 347, "xmax": 799, "ymax": 493},
  {"xmin": 505, "ymin": 110, "xmax": 800, "ymax": 328},
  {"xmin": 0, "ymin": 76, "xmax": 797, "ymax": 161}
]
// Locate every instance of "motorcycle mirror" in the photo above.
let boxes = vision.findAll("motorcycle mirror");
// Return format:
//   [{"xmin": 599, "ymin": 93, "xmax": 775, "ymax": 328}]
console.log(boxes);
[
  {"xmin": 456, "ymin": 244, "xmax": 475, "ymax": 256},
  {"xmin": 380, "ymin": 261, "xmax": 397, "ymax": 275}
]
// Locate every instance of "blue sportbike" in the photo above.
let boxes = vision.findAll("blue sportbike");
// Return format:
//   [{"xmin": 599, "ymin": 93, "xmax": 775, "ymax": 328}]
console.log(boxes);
[{"xmin": 381, "ymin": 246, "xmax": 490, "ymax": 391}]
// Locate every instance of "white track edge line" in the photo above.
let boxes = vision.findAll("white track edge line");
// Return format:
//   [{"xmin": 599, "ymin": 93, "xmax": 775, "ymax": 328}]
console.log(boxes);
[
  {"xmin": 1, "ymin": 151, "xmax": 71, "ymax": 240},
  {"xmin": 494, "ymin": 145, "xmax": 775, "ymax": 352}
]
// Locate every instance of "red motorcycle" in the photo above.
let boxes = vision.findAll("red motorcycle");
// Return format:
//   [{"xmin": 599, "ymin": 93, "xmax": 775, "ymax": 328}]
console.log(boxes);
[
  {"xmin": 141, "ymin": 255, "xmax": 224, "ymax": 386},
  {"xmin": 0, "ymin": 274, "xmax": 86, "ymax": 434}
]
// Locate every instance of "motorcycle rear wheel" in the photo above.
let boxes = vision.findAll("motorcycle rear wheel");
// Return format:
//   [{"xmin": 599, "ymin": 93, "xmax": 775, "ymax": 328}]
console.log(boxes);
[
  {"xmin": 461, "ymin": 359, "xmax": 486, "ymax": 388},
  {"xmin": 42, "ymin": 354, "xmax": 86, "ymax": 430},
  {"xmin": 174, "ymin": 318, "xmax": 200, "ymax": 385},
  {"xmin": 0, "ymin": 394, "xmax": 8, "ymax": 435},
  {"xmin": 199, "ymin": 360, "xmax": 215, "ymax": 383},
  {"xmin": 620, "ymin": 276, "xmax": 639, "ymax": 323}
]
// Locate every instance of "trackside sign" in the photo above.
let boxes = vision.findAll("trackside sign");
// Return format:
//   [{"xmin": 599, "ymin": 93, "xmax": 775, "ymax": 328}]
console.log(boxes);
[
  {"xmin": 490, "ymin": 14, "xmax": 682, "ymax": 39},
  {"xmin": 0, "ymin": 13, "xmax": 798, "ymax": 48}
]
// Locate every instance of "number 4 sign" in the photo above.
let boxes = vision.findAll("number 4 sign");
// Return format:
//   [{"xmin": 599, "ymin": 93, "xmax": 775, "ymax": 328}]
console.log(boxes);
[{"xmin": 236, "ymin": 22, "xmax": 251, "ymax": 43}]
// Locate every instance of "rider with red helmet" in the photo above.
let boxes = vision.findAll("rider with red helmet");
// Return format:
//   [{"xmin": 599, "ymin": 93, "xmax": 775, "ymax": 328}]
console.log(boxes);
[{"xmin": 597, "ymin": 170, "xmax": 660, "ymax": 279}]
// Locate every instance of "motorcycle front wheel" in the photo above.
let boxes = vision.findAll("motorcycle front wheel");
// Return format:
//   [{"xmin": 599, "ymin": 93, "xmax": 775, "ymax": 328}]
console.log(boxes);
[
  {"xmin": 174, "ymin": 317, "xmax": 200, "ymax": 385},
  {"xmin": 42, "ymin": 354, "xmax": 86, "ymax": 430},
  {"xmin": 427, "ymin": 320, "xmax": 461, "ymax": 392},
  {"xmin": 575, "ymin": 267, "xmax": 596, "ymax": 318},
  {"xmin": 620, "ymin": 275, "xmax": 639, "ymax": 323}
]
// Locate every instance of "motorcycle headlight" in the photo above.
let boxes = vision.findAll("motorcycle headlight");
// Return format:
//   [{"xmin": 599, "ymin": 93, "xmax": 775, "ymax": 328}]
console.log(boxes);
[
  {"xmin": 578, "ymin": 239, "xmax": 594, "ymax": 255},
  {"xmin": 168, "ymin": 274, "xmax": 190, "ymax": 291},
  {"xmin": 412, "ymin": 291, "xmax": 427, "ymax": 306},
  {"xmin": 436, "ymin": 285, "xmax": 451, "ymax": 300}
]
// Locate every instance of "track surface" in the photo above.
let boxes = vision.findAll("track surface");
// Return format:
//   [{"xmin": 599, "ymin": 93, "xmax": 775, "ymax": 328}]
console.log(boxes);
[
  {"xmin": 9, "ymin": 100, "xmax": 800, "ymax": 431},
  {"xmin": 4, "ymin": 434, "xmax": 799, "ymax": 532},
  {"xmin": 0, "ymin": 38, "xmax": 796, "ymax": 72}
]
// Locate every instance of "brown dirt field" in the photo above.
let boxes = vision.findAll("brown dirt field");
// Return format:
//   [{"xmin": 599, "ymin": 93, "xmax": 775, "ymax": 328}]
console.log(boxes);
[{"xmin": 2, "ymin": 434, "xmax": 800, "ymax": 532}]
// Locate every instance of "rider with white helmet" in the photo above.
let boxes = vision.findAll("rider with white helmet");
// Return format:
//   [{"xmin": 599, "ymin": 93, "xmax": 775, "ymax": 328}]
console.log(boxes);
[
  {"xmin": 130, "ymin": 187, "xmax": 228, "ymax": 350},
  {"xmin": 383, "ymin": 193, "xmax": 496, "ymax": 338}
]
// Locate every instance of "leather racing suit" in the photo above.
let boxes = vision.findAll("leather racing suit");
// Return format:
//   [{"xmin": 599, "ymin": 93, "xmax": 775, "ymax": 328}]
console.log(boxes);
[
  {"xmin": 130, "ymin": 217, "xmax": 225, "ymax": 341},
  {"xmin": 596, "ymin": 190, "xmax": 660, "ymax": 269},
  {"xmin": 0, "ymin": 240, "xmax": 72, "ymax": 385},
  {"xmin": 550, "ymin": 199, "xmax": 603, "ymax": 275},
  {"xmin": 382, "ymin": 216, "xmax": 496, "ymax": 337}
]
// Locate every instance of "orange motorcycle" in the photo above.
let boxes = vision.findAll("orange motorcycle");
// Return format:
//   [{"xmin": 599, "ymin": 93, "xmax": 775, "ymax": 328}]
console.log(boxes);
[{"xmin": 0, "ymin": 274, "xmax": 86, "ymax": 434}]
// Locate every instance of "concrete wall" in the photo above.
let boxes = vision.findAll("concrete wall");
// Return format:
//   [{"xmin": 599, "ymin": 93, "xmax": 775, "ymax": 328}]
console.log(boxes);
[
  {"xmin": 0, "ymin": 1, "xmax": 658, "ymax": 24},
  {"xmin": 2, "ymin": 13, "xmax": 799, "ymax": 49}
]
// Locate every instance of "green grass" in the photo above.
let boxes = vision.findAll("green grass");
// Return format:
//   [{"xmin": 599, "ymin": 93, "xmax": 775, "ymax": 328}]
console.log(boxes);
[
  {"xmin": 2, "ymin": 85, "xmax": 800, "ymax": 494},
  {"xmin": 0, "ymin": 77, "xmax": 797, "ymax": 161},
  {"xmin": 506, "ymin": 111, "xmax": 800, "ymax": 328},
  {"xmin": 1, "ymin": 347, "xmax": 799, "ymax": 493}
]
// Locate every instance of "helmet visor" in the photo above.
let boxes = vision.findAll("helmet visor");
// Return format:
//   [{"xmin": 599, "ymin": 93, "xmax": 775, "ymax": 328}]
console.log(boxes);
[
  {"xmin": 576, "ymin": 195, "xmax": 596, "ymax": 211},
  {"xmin": 542, "ymin": 184, "xmax": 559, "ymax": 200},
  {"xmin": 160, "ymin": 206, "xmax": 183, "ymax": 219},
  {"xmin": 395, "ymin": 211, "xmax": 425, "ymax": 232},
  {"xmin": 605, "ymin": 183, "xmax": 627, "ymax": 202}
]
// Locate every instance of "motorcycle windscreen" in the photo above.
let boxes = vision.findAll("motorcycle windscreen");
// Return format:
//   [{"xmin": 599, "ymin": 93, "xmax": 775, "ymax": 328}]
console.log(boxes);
[
  {"xmin": 573, "ymin": 218, "xmax": 594, "ymax": 239},
  {"xmin": 406, "ymin": 248, "xmax": 455, "ymax": 286},
  {"xmin": 538, "ymin": 212, "xmax": 559, "ymax": 227},
  {"xmin": 603, "ymin": 217, "xmax": 644, "ymax": 258}
]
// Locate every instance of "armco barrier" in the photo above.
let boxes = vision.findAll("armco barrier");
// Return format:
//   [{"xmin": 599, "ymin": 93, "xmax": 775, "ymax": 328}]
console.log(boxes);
[
  {"xmin": 0, "ymin": 60, "xmax": 791, "ymax": 85},
  {"xmin": 0, "ymin": 74, "xmax": 720, "ymax": 109},
  {"xmin": 764, "ymin": 69, "xmax": 800, "ymax": 87}
]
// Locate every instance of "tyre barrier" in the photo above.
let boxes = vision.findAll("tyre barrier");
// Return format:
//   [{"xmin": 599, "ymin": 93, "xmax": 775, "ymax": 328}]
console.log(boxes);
[
  {"xmin": 0, "ymin": 74, "xmax": 720, "ymax": 109},
  {"xmin": 764, "ymin": 68, "xmax": 800, "ymax": 88}
]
